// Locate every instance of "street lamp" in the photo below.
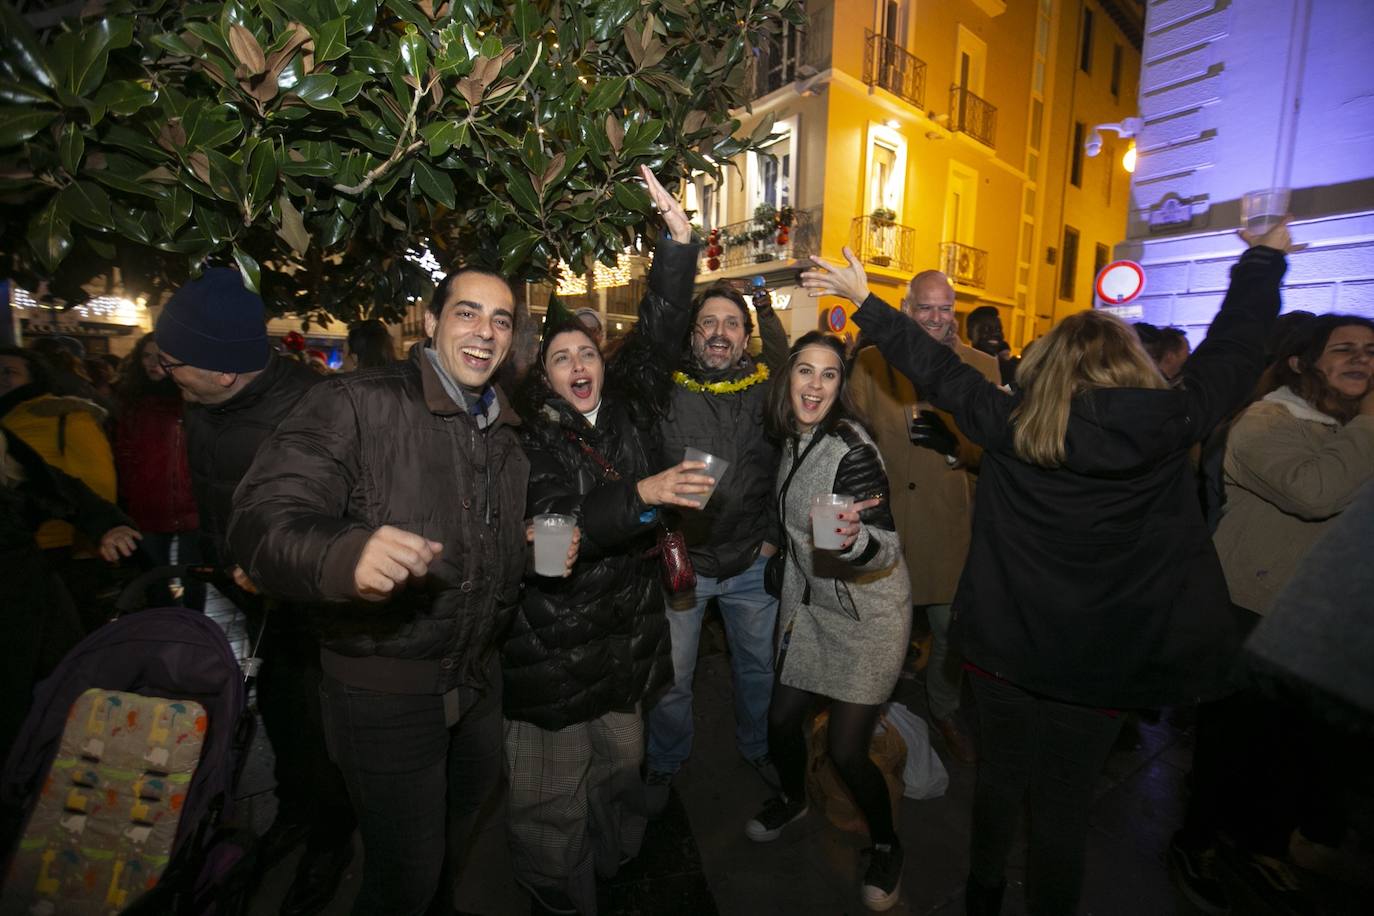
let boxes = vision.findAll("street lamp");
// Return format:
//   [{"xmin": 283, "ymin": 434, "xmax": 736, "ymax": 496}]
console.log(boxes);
[{"xmin": 1084, "ymin": 117, "xmax": 1144, "ymax": 158}]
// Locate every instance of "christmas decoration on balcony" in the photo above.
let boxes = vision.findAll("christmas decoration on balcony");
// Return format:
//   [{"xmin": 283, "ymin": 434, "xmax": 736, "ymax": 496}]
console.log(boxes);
[{"xmin": 706, "ymin": 228, "xmax": 722, "ymax": 271}]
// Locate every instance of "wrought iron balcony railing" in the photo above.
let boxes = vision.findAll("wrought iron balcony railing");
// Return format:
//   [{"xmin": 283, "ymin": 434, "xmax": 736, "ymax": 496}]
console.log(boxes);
[
  {"xmin": 699, "ymin": 206, "xmax": 821, "ymax": 273},
  {"xmin": 851, "ymin": 216, "xmax": 916, "ymax": 274},
  {"xmin": 949, "ymin": 84, "xmax": 997, "ymax": 147},
  {"xmin": 863, "ymin": 30, "xmax": 927, "ymax": 109},
  {"xmin": 941, "ymin": 241, "xmax": 989, "ymax": 289}
]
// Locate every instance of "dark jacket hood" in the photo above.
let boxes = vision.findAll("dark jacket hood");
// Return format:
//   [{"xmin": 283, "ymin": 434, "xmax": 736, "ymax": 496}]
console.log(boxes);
[{"xmin": 1061, "ymin": 388, "xmax": 1190, "ymax": 477}]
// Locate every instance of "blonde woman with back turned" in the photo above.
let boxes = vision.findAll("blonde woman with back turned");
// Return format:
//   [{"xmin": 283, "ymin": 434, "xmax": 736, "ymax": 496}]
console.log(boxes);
[{"xmin": 801, "ymin": 219, "xmax": 1295, "ymax": 916}]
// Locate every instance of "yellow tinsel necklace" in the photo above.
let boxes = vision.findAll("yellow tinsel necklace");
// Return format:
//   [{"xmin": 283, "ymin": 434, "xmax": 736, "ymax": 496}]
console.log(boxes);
[{"xmin": 673, "ymin": 362, "xmax": 769, "ymax": 394}]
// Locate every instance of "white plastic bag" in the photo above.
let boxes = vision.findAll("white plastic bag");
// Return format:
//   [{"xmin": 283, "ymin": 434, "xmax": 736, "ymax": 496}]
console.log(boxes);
[{"xmin": 879, "ymin": 701, "xmax": 949, "ymax": 799}]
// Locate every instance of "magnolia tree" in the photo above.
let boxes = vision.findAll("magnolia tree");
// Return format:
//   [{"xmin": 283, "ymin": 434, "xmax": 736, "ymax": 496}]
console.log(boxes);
[{"xmin": 0, "ymin": 0, "xmax": 802, "ymax": 322}]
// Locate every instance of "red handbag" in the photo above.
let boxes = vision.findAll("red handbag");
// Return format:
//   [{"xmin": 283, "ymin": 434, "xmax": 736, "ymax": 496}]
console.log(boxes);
[{"xmin": 655, "ymin": 527, "xmax": 697, "ymax": 593}]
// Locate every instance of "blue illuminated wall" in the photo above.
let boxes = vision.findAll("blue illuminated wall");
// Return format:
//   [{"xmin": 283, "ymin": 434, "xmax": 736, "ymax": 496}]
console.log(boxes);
[{"xmin": 1114, "ymin": 0, "xmax": 1374, "ymax": 343}]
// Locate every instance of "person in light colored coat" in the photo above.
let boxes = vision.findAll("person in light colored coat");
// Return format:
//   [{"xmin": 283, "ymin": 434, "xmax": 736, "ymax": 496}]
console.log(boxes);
[{"xmin": 742, "ymin": 331, "xmax": 911, "ymax": 914}]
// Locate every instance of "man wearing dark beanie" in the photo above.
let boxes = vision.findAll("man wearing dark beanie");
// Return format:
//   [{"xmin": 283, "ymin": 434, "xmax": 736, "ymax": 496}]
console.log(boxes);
[{"xmin": 154, "ymin": 267, "xmax": 357, "ymax": 915}]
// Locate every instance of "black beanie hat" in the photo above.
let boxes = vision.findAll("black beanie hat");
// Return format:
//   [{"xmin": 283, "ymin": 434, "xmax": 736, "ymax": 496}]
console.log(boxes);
[{"xmin": 155, "ymin": 268, "xmax": 270, "ymax": 373}]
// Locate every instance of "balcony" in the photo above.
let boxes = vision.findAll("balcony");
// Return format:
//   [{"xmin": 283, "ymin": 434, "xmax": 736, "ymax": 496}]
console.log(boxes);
[
  {"xmin": 949, "ymin": 84, "xmax": 997, "ymax": 148},
  {"xmin": 941, "ymin": 241, "xmax": 989, "ymax": 290},
  {"xmin": 863, "ymin": 30, "xmax": 927, "ymax": 109},
  {"xmin": 851, "ymin": 215, "xmax": 916, "ymax": 274},
  {"xmin": 700, "ymin": 206, "xmax": 820, "ymax": 273},
  {"xmin": 753, "ymin": 9, "xmax": 831, "ymax": 97}
]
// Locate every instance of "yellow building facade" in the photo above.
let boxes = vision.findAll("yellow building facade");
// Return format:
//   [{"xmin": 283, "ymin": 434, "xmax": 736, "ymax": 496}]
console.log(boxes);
[{"xmin": 689, "ymin": 0, "xmax": 1143, "ymax": 347}]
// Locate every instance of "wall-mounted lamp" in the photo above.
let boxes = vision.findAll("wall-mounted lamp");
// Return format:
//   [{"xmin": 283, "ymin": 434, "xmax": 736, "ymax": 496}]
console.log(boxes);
[
  {"xmin": 1121, "ymin": 141, "xmax": 1137, "ymax": 174},
  {"xmin": 1085, "ymin": 117, "xmax": 1143, "ymax": 158}
]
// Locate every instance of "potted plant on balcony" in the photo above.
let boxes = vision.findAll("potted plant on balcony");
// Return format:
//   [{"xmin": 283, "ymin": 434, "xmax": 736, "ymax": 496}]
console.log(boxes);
[{"xmin": 866, "ymin": 207, "xmax": 897, "ymax": 267}]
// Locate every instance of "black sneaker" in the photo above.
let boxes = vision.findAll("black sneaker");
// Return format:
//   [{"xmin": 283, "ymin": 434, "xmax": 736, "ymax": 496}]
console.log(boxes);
[
  {"xmin": 1168, "ymin": 834, "xmax": 1229, "ymax": 915},
  {"xmin": 861, "ymin": 842, "xmax": 903, "ymax": 911},
  {"xmin": 744, "ymin": 795, "xmax": 808, "ymax": 842}
]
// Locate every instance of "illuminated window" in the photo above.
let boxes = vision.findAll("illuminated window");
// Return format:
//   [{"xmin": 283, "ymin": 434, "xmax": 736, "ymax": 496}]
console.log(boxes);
[
  {"xmin": 748, "ymin": 117, "xmax": 797, "ymax": 210},
  {"xmin": 864, "ymin": 122, "xmax": 908, "ymax": 216}
]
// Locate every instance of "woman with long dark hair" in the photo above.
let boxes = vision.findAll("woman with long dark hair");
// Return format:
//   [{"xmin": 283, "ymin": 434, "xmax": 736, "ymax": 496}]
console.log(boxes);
[
  {"xmin": 744, "ymin": 330, "xmax": 910, "ymax": 912},
  {"xmin": 111, "ymin": 332, "xmax": 201, "ymax": 607},
  {"xmin": 801, "ymin": 219, "xmax": 1293, "ymax": 916},
  {"xmin": 500, "ymin": 170, "xmax": 712, "ymax": 915}
]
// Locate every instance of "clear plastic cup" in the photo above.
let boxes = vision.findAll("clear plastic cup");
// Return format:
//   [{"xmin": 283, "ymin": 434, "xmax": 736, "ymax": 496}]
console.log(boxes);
[
  {"xmin": 810, "ymin": 494, "xmax": 854, "ymax": 550},
  {"xmin": 1241, "ymin": 188, "xmax": 1290, "ymax": 236},
  {"xmin": 532, "ymin": 513, "xmax": 576, "ymax": 576},
  {"xmin": 683, "ymin": 447, "xmax": 729, "ymax": 508}
]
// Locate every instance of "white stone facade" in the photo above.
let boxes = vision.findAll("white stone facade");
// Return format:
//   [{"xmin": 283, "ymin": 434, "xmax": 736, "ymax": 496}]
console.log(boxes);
[{"xmin": 1116, "ymin": 0, "xmax": 1374, "ymax": 339}]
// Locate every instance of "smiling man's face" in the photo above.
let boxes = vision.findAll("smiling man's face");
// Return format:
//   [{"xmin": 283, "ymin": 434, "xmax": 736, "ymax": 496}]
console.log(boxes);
[
  {"xmin": 691, "ymin": 296, "xmax": 748, "ymax": 370},
  {"xmin": 423, "ymin": 272, "xmax": 515, "ymax": 388}
]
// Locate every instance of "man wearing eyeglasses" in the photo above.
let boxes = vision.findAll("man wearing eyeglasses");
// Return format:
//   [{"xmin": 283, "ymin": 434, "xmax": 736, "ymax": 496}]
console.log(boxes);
[
  {"xmin": 154, "ymin": 268, "xmax": 355, "ymax": 916},
  {"xmin": 635, "ymin": 274, "xmax": 790, "ymax": 814}
]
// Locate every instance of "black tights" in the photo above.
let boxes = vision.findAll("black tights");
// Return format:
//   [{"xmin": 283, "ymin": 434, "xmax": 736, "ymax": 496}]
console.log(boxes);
[{"xmin": 767, "ymin": 677, "xmax": 896, "ymax": 845}]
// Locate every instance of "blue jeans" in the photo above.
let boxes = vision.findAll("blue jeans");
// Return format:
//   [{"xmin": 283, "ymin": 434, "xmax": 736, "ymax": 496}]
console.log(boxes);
[{"xmin": 646, "ymin": 554, "xmax": 778, "ymax": 774}]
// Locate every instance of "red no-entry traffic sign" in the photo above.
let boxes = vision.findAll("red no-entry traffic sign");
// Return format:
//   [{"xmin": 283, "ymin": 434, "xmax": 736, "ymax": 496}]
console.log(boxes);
[{"xmin": 1095, "ymin": 260, "xmax": 1146, "ymax": 305}]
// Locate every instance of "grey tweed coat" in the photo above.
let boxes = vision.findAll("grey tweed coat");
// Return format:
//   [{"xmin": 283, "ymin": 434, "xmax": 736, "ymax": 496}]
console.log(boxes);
[{"xmin": 776, "ymin": 420, "xmax": 911, "ymax": 705}]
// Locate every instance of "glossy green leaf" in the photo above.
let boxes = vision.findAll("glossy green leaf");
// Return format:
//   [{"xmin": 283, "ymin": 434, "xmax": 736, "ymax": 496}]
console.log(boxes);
[
  {"xmin": 156, "ymin": 184, "xmax": 195, "ymax": 233},
  {"xmin": 498, "ymin": 228, "xmax": 539, "ymax": 273},
  {"xmin": 584, "ymin": 76, "xmax": 626, "ymax": 111},
  {"xmin": 412, "ymin": 159, "xmax": 456, "ymax": 209},
  {"xmin": 28, "ymin": 198, "xmax": 72, "ymax": 271},
  {"xmin": 0, "ymin": 2, "xmax": 57, "ymax": 89},
  {"xmin": 93, "ymin": 80, "xmax": 159, "ymax": 116},
  {"xmin": 505, "ymin": 171, "xmax": 540, "ymax": 214},
  {"xmin": 233, "ymin": 246, "xmax": 261, "ymax": 292},
  {"xmin": 0, "ymin": 107, "xmax": 57, "ymax": 146},
  {"xmin": 246, "ymin": 139, "xmax": 278, "ymax": 208},
  {"xmin": 57, "ymin": 181, "xmax": 113, "ymax": 229},
  {"xmin": 313, "ymin": 18, "xmax": 348, "ymax": 63},
  {"xmin": 58, "ymin": 124, "xmax": 84, "ymax": 172},
  {"xmin": 398, "ymin": 26, "xmax": 428, "ymax": 83},
  {"xmin": 513, "ymin": 0, "xmax": 542, "ymax": 40}
]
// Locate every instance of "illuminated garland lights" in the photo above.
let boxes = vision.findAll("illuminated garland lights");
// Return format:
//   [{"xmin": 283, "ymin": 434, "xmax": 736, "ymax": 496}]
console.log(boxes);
[{"xmin": 672, "ymin": 362, "xmax": 769, "ymax": 394}]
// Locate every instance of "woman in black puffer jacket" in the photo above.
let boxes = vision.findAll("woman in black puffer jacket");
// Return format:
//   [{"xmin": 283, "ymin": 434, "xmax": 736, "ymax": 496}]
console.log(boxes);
[{"xmin": 501, "ymin": 194, "xmax": 710, "ymax": 915}]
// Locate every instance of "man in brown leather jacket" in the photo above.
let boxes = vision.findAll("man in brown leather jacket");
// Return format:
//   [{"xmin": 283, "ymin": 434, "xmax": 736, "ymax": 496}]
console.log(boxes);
[{"xmin": 229, "ymin": 269, "xmax": 560, "ymax": 915}]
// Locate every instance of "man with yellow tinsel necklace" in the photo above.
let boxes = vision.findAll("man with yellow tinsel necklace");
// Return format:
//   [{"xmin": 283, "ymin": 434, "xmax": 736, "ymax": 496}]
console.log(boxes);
[{"xmin": 636, "ymin": 273, "xmax": 789, "ymax": 815}]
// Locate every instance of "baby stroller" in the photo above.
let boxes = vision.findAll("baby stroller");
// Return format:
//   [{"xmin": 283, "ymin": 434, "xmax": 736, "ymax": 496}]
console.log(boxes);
[{"xmin": 1, "ymin": 566, "xmax": 258, "ymax": 915}]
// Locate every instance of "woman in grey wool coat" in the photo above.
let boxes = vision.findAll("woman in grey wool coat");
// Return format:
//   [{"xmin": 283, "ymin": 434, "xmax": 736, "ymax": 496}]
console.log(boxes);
[{"xmin": 744, "ymin": 331, "xmax": 911, "ymax": 913}]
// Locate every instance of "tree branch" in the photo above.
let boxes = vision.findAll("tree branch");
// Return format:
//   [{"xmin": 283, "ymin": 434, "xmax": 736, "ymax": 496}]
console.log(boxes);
[{"xmin": 333, "ymin": 76, "xmax": 430, "ymax": 196}]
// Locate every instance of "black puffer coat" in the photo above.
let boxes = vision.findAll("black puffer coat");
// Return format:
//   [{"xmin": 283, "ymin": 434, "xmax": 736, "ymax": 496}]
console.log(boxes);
[{"xmin": 502, "ymin": 395, "xmax": 672, "ymax": 730}]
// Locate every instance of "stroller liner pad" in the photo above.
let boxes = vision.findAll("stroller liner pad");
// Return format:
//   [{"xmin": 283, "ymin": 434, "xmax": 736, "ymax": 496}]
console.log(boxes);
[{"xmin": 3, "ymin": 688, "xmax": 207, "ymax": 915}]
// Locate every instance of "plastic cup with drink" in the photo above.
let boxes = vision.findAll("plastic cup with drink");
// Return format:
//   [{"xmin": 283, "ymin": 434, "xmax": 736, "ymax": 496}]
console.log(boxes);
[
  {"xmin": 531, "ymin": 513, "xmax": 576, "ymax": 576},
  {"xmin": 1241, "ymin": 188, "xmax": 1290, "ymax": 236},
  {"xmin": 682, "ymin": 447, "xmax": 728, "ymax": 508},
  {"xmin": 810, "ymin": 494, "xmax": 854, "ymax": 550}
]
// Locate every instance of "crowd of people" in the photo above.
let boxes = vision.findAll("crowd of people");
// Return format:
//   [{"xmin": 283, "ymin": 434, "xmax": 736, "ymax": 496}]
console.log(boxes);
[{"xmin": 3, "ymin": 164, "xmax": 1372, "ymax": 916}]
